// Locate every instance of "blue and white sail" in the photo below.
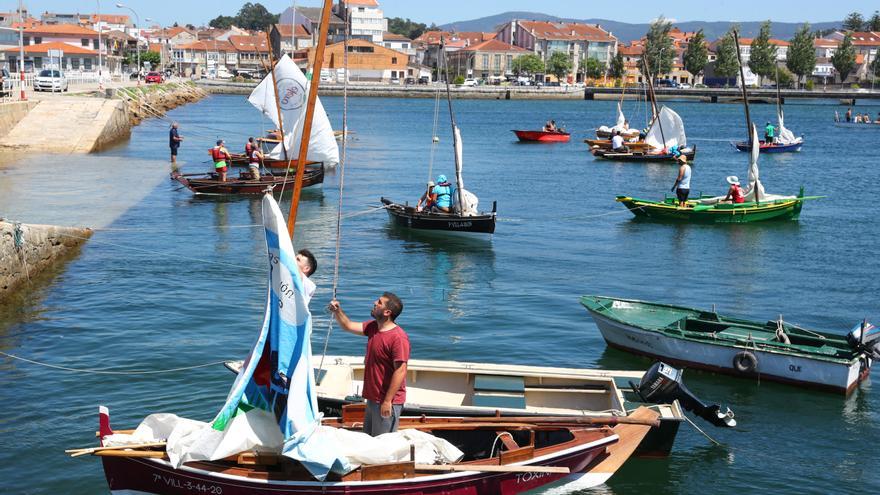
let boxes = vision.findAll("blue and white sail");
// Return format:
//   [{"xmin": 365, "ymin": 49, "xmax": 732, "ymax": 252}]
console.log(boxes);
[
  {"xmin": 248, "ymin": 54, "xmax": 339, "ymax": 166},
  {"xmin": 165, "ymin": 194, "xmax": 349, "ymax": 480}
]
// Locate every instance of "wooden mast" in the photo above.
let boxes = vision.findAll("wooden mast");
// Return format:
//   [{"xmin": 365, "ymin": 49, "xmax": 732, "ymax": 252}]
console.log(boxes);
[
  {"xmin": 264, "ymin": 31, "xmax": 290, "ymax": 163},
  {"xmin": 732, "ymin": 30, "xmax": 753, "ymax": 146},
  {"xmin": 286, "ymin": 0, "xmax": 334, "ymax": 240},
  {"xmin": 440, "ymin": 37, "xmax": 466, "ymax": 214},
  {"xmin": 641, "ymin": 54, "xmax": 666, "ymax": 149}
]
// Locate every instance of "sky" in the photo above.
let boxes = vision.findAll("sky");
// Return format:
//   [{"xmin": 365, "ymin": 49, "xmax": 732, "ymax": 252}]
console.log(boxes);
[{"xmin": 4, "ymin": 1, "xmax": 877, "ymax": 28}]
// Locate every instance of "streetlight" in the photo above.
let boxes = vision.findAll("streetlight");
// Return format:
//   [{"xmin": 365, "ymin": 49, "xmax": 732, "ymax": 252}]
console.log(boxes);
[
  {"xmin": 116, "ymin": 3, "xmax": 140, "ymax": 85},
  {"xmin": 17, "ymin": 0, "xmax": 25, "ymax": 100},
  {"xmin": 96, "ymin": 0, "xmax": 103, "ymax": 90}
]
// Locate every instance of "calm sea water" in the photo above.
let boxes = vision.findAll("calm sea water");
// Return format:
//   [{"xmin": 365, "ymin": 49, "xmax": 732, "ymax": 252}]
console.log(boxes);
[{"xmin": 1, "ymin": 92, "xmax": 879, "ymax": 494}]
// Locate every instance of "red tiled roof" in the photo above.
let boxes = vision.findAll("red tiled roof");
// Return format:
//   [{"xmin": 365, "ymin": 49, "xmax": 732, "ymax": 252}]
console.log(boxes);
[
  {"xmin": 849, "ymin": 31, "xmax": 880, "ymax": 46},
  {"xmin": 460, "ymin": 39, "xmax": 527, "ymax": 52},
  {"xmin": 227, "ymin": 35, "xmax": 270, "ymax": 52},
  {"xmin": 25, "ymin": 24, "xmax": 98, "ymax": 36},
  {"xmin": 415, "ymin": 31, "xmax": 495, "ymax": 46},
  {"xmin": 618, "ymin": 44, "xmax": 643, "ymax": 56},
  {"xmin": 3, "ymin": 41, "xmax": 96, "ymax": 54},
  {"xmin": 517, "ymin": 21, "xmax": 616, "ymax": 42},
  {"xmin": 382, "ymin": 32, "xmax": 412, "ymax": 42},
  {"xmin": 177, "ymin": 40, "xmax": 233, "ymax": 51},
  {"xmin": 738, "ymin": 37, "xmax": 790, "ymax": 47},
  {"xmin": 274, "ymin": 24, "xmax": 312, "ymax": 37},
  {"xmin": 345, "ymin": 0, "xmax": 379, "ymax": 6},
  {"xmin": 88, "ymin": 14, "xmax": 129, "ymax": 24},
  {"xmin": 814, "ymin": 38, "xmax": 839, "ymax": 48}
]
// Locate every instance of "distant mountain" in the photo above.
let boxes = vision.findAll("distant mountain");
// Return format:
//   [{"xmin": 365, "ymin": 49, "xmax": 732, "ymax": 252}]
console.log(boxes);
[{"xmin": 439, "ymin": 11, "xmax": 842, "ymax": 42}]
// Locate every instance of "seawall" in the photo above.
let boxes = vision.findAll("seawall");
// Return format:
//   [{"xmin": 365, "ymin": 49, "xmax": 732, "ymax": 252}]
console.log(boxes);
[
  {"xmin": 0, "ymin": 101, "xmax": 39, "ymax": 138},
  {"xmin": 0, "ymin": 82, "xmax": 207, "ymax": 153},
  {"xmin": 0, "ymin": 220, "xmax": 92, "ymax": 302}
]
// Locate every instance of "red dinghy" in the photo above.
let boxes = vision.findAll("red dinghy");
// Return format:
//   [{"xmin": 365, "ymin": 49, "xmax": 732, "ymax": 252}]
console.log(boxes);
[{"xmin": 512, "ymin": 130, "xmax": 571, "ymax": 142}]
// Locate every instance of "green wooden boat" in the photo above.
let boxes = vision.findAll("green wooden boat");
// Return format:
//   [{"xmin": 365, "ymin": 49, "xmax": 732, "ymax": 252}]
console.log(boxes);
[
  {"xmin": 580, "ymin": 295, "xmax": 879, "ymax": 395},
  {"xmin": 616, "ymin": 187, "xmax": 807, "ymax": 223}
]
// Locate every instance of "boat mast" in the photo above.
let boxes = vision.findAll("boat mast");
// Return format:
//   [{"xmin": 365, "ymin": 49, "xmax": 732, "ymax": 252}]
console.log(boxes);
[
  {"xmin": 732, "ymin": 30, "xmax": 753, "ymax": 146},
  {"xmin": 775, "ymin": 64, "xmax": 782, "ymax": 119},
  {"xmin": 440, "ymin": 37, "xmax": 466, "ymax": 214},
  {"xmin": 286, "ymin": 0, "xmax": 334, "ymax": 240},
  {"xmin": 641, "ymin": 54, "xmax": 666, "ymax": 148}
]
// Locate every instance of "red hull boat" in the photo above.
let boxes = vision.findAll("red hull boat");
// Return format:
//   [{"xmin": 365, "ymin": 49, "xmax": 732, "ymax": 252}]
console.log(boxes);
[
  {"xmin": 88, "ymin": 407, "xmax": 658, "ymax": 495},
  {"xmin": 512, "ymin": 130, "xmax": 571, "ymax": 142}
]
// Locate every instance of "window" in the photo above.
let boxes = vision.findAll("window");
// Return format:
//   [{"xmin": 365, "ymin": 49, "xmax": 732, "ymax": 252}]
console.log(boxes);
[
  {"xmin": 82, "ymin": 38, "xmax": 89, "ymax": 47},
  {"xmin": 93, "ymin": 39, "xmax": 99, "ymax": 49},
  {"xmin": 84, "ymin": 58, "xmax": 92, "ymax": 70},
  {"xmin": 23, "ymin": 36, "xmax": 29, "ymax": 45},
  {"xmin": 482, "ymin": 54, "xmax": 489, "ymax": 68},
  {"xmin": 71, "ymin": 58, "xmax": 80, "ymax": 69},
  {"xmin": 392, "ymin": 57, "xmax": 397, "ymax": 64},
  {"xmin": 494, "ymin": 54, "xmax": 501, "ymax": 69},
  {"xmin": 34, "ymin": 37, "xmax": 41, "ymax": 44},
  {"xmin": 34, "ymin": 56, "xmax": 42, "ymax": 68},
  {"xmin": 506, "ymin": 55, "xmax": 512, "ymax": 68}
]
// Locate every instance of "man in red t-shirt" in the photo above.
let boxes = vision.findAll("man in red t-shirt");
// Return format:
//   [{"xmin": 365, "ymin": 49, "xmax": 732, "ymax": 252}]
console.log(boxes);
[{"xmin": 328, "ymin": 292, "xmax": 409, "ymax": 436}]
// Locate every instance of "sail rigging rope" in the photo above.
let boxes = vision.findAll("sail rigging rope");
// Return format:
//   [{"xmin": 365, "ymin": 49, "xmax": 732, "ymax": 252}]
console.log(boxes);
[
  {"xmin": 0, "ymin": 350, "xmax": 231, "ymax": 375},
  {"xmin": 317, "ymin": 11, "xmax": 350, "ymax": 377},
  {"xmin": 426, "ymin": 77, "xmax": 443, "ymax": 182}
]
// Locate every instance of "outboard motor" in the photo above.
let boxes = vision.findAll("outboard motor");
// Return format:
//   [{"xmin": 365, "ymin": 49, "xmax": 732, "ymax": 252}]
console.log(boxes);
[
  {"xmin": 846, "ymin": 320, "xmax": 880, "ymax": 360},
  {"xmin": 633, "ymin": 362, "xmax": 737, "ymax": 428}
]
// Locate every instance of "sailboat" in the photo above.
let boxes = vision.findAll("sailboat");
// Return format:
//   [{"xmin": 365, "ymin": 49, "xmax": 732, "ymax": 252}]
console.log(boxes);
[
  {"xmin": 592, "ymin": 106, "xmax": 696, "ymax": 162},
  {"xmin": 732, "ymin": 72, "xmax": 804, "ymax": 153},
  {"xmin": 594, "ymin": 86, "xmax": 641, "ymax": 140},
  {"xmin": 380, "ymin": 39, "xmax": 497, "ymax": 234}
]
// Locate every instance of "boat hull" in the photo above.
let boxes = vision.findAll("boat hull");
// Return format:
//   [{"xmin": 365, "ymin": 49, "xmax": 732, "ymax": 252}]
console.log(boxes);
[
  {"xmin": 732, "ymin": 140, "xmax": 802, "ymax": 153},
  {"xmin": 615, "ymin": 196, "xmax": 804, "ymax": 223},
  {"xmin": 99, "ymin": 436, "xmax": 614, "ymax": 495},
  {"xmin": 172, "ymin": 167, "xmax": 324, "ymax": 196},
  {"xmin": 512, "ymin": 130, "xmax": 571, "ymax": 142},
  {"xmin": 580, "ymin": 297, "xmax": 868, "ymax": 395},
  {"xmin": 592, "ymin": 147, "xmax": 696, "ymax": 163},
  {"xmin": 584, "ymin": 139, "xmax": 653, "ymax": 152},
  {"xmin": 381, "ymin": 198, "xmax": 496, "ymax": 234}
]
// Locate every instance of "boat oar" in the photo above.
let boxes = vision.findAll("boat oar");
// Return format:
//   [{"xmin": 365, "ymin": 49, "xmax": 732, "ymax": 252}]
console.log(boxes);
[{"xmin": 66, "ymin": 442, "xmax": 167, "ymax": 458}]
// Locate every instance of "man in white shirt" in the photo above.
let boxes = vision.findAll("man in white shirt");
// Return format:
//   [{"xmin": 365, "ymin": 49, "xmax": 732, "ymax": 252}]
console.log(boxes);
[{"xmin": 611, "ymin": 131, "xmax": 626, "ymax": 152}]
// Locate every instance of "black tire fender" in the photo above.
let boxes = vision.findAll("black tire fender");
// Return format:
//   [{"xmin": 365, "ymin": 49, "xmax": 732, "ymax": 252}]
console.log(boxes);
[{"xmin": 732, "ymin": 351, "xmax": 758, "ymax": 373}]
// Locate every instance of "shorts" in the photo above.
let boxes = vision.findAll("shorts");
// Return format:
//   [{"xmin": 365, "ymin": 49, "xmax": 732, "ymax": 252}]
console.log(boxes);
[
  {"xmin": 248, "ymin": 163, "xmax": 260, "ymax": 172},
  {"xmin": 170, "ymin": 146, "xmax": 179, "ymax": 156},
  {"xmin": 214, "ymin": 161, "xmax": 227, "ymax": 169},
  {"xmin": 363, "ymin": 400, "xmax": 403, "ymax": 436},
  {"xmin": 215, "ymin": 166, "xmax": 228, "ymax": 174},
  {"xmin": 676, "ymin": 188, "xmax": 690, "ymax": 202}
]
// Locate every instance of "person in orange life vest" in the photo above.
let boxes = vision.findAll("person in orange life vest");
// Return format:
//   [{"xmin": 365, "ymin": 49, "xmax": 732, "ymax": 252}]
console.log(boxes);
[
  {"xmin": 245, "ymin": 137, "xmax": 255, "ymax": 156},
  {"xmin": 416, "ymin": 180, "xmax": 436, "ymax": 212},
  {"xmin": 327, "ymin": 292, "xmax": 409, "ymax": 436},
  {"xmin": 208, "ymin": 139, "xmax": 231, "ymax": 181},
  {"xmin": 721, "ymin": 175, "xmax": 745, "ymax": 204}
]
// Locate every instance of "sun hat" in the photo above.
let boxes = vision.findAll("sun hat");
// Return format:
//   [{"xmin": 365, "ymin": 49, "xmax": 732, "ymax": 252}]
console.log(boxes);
[
  {"xmin": 677, "ymin": 154, "xmax": 687, "ymax": 163},
  {"xmin": 726, "ymin": 175, "xmax": 740, "ymax": 185},
  {"xmin": 437, "ymin": 174, "xmax": 447, "ymax": 183},
  {"xmin": 427, "ymin": 181, "xmax": 435, "ymax": 187}
]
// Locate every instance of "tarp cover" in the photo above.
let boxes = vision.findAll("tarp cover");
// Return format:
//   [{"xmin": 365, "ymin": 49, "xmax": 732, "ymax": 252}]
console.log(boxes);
[
  {"xmin": 248, "ymin": 54, "xmax": 339, "ymax": 165},
  {"xmin": 776, "ymin": 108, "xmax": 801, "ymax": 145}
]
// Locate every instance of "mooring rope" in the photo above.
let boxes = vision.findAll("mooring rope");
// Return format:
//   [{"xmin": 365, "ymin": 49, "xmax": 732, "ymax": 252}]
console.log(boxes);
[{"xmin": 0, "ymin": 350, "xmax": 231, "ymax": 375}]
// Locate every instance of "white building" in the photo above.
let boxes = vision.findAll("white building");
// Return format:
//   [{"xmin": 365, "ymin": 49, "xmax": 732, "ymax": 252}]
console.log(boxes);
[{"xmin": 336, "ymin": 0, "xmax": 387, "ymax": 43}]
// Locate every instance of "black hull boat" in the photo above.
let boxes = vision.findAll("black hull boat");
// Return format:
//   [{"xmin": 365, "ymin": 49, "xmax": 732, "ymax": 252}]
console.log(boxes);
[
  {"xmin": 381, "ymin": 198, "xmax": 496, "ymax": 234},
  {"xmin": 592, "ymin": 145, "xmax": 696, "ymax": 163}
]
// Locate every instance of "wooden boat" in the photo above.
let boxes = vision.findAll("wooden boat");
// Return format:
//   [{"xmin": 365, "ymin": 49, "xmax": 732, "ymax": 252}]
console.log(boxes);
[
  {"xmin": 171, "ymin": 165, "xmax": 324, "ymax": 196},
  {"xmin": 592, "ymin": 145, "xmax": 696, "ymax": 163},
  {"xmin": 595, "ymin": 127, "xmax": 641, "ymax": 139},
  {"xmin": 732, "ymin": 140, "xmax": 803, "ymax": 153},
  {"xmin": 581, "ymin": 295, "xmax": 879, "ymax": 395},
  {"xmin": 381, "ymin": 37, "xmax": 496, "ymax": 235},
  {"xmin": 85, "ymin": 405, "xmax": 658, "ymax": 495},
  {"xmin": 585, "ymin": 138, "xmax": 653, "ymax": 152},
  {"xmin": 225, "ymin": 354, "xmax": 714, "ymax": 457},
  {"xmin": 833, "ymin": 121, "xmax": 880, "ymax": 128},
  {"xmin": 380, "ymin": 197, "xmax": 497, "ymax": 234},
  {"xmin": 512, "ymin": 129, "xmax": 571, "ymax": 142},
  {"xmin": 615, "ymin": 188, "xmax": 808, "ymax": 223}
]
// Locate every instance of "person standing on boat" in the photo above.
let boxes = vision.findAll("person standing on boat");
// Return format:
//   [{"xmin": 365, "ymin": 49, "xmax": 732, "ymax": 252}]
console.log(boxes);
[
  {"xmin": 432, "ymin": 175, "xmax": 453, "ymax": 213},
  {"xmin": 169, "ymin": 122, "xmax": 183, "ymax": 165},
  {"xmin": 721, "ymin": 176, "xmax": 745, "ymax": 204},
  {"xmin": 245, "ymin": 137, "xmax": 255, "ymax": 156},
  {"xmin": 611, "ymin": 130, "xmax": 627, "ymax": 152},
  {"xmin": 671, "ymin": 154, "xmax": 691, "ymax": 208},
  {"xmin": 247, "ymin": 142, "xmax": 263, "ymax": 180},
  {"xmin": 295, "ymin": 249, "xmax": 317, "ymax": 304},
  {"xmin": 327, "ymin": 293, "xmax": 410, "ymax": 436},
  {"xmin": 209, "ymin": 139, "xmax": 231, "ymax": 182},
  {"xmin": 845, "ymin": 107, "xmax": 852, "ymax": 123},
  {"xmin": 764, "ymin": 121, "xmax": 776, "ymax": 144}
]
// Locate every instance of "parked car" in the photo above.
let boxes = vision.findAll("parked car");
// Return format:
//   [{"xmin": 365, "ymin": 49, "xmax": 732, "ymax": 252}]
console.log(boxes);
[
  {"xmin": 418, "ymin": 75, "xmax": 430, "ymax": 84},
  {"xmin": 389, "ymin": 77, "xmax": 400, "ymax": 84},
  {"xmin": 655, "ymin": 79, "xmax": 678, "ymax": 88},
  {"xmin": 0, "ymin": 67, "xmax": 10, "ymax": 97},
  {"xmin": 461, "ymin": 78, "xmax": 478, "ymax": 87},
  {"xmin": 145, "ymin": 71, "xmax": 163, "ymax": 83},
  {"xmin": 677, "ymin": 83, "xmax": 691, "ymax": 89},
  {"xmin": 33, "ymin": 69, "xmax": 68, "ymax": 92},
  {"xmin": 404, "ymin": 76, "xmax": 415, "ymax": 85}
]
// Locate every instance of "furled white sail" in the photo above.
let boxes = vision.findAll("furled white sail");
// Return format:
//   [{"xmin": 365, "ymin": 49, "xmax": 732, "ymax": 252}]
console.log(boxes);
[
  {"xmin": 452, "ymin": 125, "xmax": 479, "ymax": 215},
  {"xmin": 615, "ymin": 102, "xmax": 626, "ymax": 128},
  {"xmin": 775, "ymin": 108, "xmax": 801, "ymax": 145},
  {"xmin": 644, "ymin": 107, "xmax": 686, "ymax": 150},
  {"xmin": 248, "ymin": 54, "xmax": 339, "ymax": 166}
]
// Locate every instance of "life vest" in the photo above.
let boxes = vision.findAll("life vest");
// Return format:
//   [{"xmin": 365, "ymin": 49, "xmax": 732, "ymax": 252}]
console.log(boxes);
[
  {"xmin": 245, "ymin": 142, "xmax": 254, "ymax": 155},
  {"xmin": 249, "ymin": 148, "xmax": 261, "ymax": 164},
  {"xmin": 210, "ymin": 147, "xmax": 228, "ymax": 162}
]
